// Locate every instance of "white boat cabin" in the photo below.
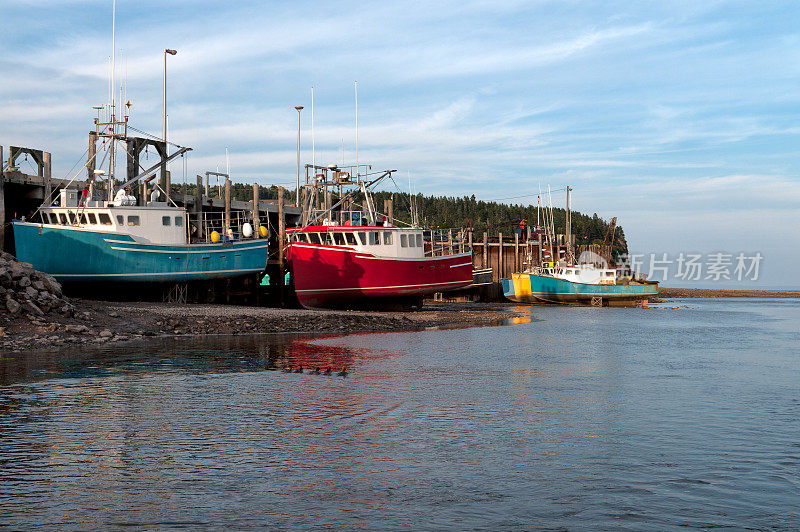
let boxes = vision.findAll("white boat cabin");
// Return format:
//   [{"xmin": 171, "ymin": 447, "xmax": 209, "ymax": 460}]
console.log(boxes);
[
  {"xmin": 540, "ymin": 263, "xmax": 617, "ymax": 285},
  {"xmin": 287, "ymin": 226, "xmax": 427, "ymax": 258},
  {"xmin": 35, "ymin": 190, "xmax": 187, "ymax": 245}
]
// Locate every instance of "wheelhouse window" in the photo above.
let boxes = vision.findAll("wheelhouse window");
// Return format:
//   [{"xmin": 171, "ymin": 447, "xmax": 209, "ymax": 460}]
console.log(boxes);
[
  {"xmin": 116, "ymin": 215, "xmax": 124, "ymax": 225},
  {"xmin": 175, "ymin": 216, "xmax": 183, "ymax": 227},
  {"xmin": 416, "ymin": 234, "xmax": 423, "ymax": 247},
  {"xmin": 68, "ymin": 212, "xmax": 76, "ymax": 224},
  {"xmin": 400, "ymin": 234, "xmax": 408, "ymax": 248},
  {"xmin": 309, "ymin": 233, "xmax": 322, "ymax": 245},
  {"xmin": 98, "ymin": 213, "xmax": 112, "ymax": 225},
  {"xmin": 358, "ymin": 232, "xmax": 367, "ymax": 245},
  {"xmin": 383, "ymin": 232, "xmax": 393, "ymax": 245},
  {"xmin": 344, "ymin": 232, "xmax": 357, "ymax": 245},
  {"xmin": 87, "ymin": 213, "xmax": 97, "ymax": 224},
  {"xmin": 162, "ymin": 216, "xmax": 171, "ymax": 226},
  {"xmin": 369, "ymin": 231, "xmax": 380, "ymax": 245},
  {"xmin": 333, "ymin": 232, "xmax": 345, "ymax": 246},
  {"xmin": 127, "ymin": 216, "xmax": 140, "ymax": 226}
]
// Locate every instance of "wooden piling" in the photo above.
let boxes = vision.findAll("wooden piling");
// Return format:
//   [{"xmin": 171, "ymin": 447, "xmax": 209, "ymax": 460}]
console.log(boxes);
[
  {"xmin": 43, "ymin": 151, "xmax": 52, "ymax": 206},
  {"xmin": 252, "ymin": 183, "xmax": 260, "ymax": 238},
  {"xmin": 87, "ymin": 132, "xmax": 97, "ymax": 181},
  {"xmin": 514, "ymin": 232, "xmax": 519, "ymax": 272},
  {"xmin": 498, "ymin": 232, "xmax": 503, "ymax": 280},
  {"xmin": 325, "ymin": 190, "xmax": 332, "ymax": 222},
  {"xmin": 388, "ymin": 196, "xmax": 394, "ymax": 225},
  {"xmin": 195, "ymin": 175, "xmax": 203, "ymax": 239},
  {"xmin": 482, "ymin": 232, "xmax": 488, "ymax": 269},
  {"xmin": 278, "ymin": 186, "xmax": 286, "ymax": 306}
]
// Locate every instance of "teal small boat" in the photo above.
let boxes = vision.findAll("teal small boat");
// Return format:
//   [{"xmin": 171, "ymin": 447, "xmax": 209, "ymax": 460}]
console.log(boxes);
[{"xmin": 502, "ymin": 265, "xmax": 657, "ymax": 306}]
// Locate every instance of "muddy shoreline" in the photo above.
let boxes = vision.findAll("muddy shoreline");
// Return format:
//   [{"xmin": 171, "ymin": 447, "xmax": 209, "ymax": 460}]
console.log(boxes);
[
  {"xmin": 0, "ymin": 300, "xmax": 524, "ymax": 354},
  {"xmin": 657, "ymin": 287, "xmax": 800, "ymax": 299}
]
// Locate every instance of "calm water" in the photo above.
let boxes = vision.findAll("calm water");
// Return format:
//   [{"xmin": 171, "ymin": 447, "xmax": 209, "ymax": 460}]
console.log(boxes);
[{"xmin": 1, "ymin": 299, "xmax": 798, "ymax": 529}]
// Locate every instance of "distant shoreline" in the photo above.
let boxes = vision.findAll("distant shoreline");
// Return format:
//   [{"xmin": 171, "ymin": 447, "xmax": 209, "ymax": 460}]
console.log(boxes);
[{"xmin": 658, "ymin": 287, "xmax": 800, "ymax": 298}]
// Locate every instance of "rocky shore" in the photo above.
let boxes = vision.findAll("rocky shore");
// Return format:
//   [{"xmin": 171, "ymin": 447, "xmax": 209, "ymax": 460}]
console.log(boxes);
[
  {"xmin": 658, "ymin": 287, "xmax": 800, "ymax": 298},
  {"xmin": 1, "ymin": 296, "xmax": 521, "ymax": 354},
  {"xmin": 0, "ymin": 250, "xmax": 526, "ymax": 354}
]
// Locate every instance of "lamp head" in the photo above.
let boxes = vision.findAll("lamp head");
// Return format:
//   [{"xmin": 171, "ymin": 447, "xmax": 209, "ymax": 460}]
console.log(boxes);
[
  {"xmin": 165, "ymin": 49, "xmax": 177, "ymax": 55},
  {"xmin": 295, "ymin": 106, "xmax": 304, "ymax": 111}
]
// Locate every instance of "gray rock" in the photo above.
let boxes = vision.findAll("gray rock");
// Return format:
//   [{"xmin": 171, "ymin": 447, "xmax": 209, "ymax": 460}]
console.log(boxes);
[
  {"xmin": 23, "ymin": 301, "xmax": 44, "ymax": 316},
  {"xmin": 99, "ymin": 329, "xmax": 113, "ymax": 338},
  {"xmin": 6, "ymin": 299, "xmax": 20, "ymax": 314},
  {"xmin": 42, "ymin": 276, "xmax": 62, "ymax": 297},
  {"xmin": 25, "ymin": 286, "xmax": 38, "ymax": 299},
  {"xmin": 9, "ymin": 262, "xmax": 29, "ymax": 279},
  {"xmin": 32, "ymin": 280, "xmax": 45, "ymax": 291},
  {"xmin": 17, "ymin": 276, "xmax": 31, "ymax": 288},
  {"xmin": 66, "ymin": 324, "xmax": 89, "ymax": 333}
]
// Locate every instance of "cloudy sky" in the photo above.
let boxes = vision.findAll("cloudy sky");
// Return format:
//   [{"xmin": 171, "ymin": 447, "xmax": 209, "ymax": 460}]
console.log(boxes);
[{"xmin": 2, "ymin": 0, "xmax": 798, "ymax": 287}]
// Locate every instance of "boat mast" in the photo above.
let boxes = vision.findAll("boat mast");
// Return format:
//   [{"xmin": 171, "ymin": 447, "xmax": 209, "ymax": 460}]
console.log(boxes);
[
  {"xmin": 108, "ymin": 0, "xmax": 116, "ymax": 201},
  {"xmin": 566, "ymin": 185, "xmax": 573, "ymax": 263}
]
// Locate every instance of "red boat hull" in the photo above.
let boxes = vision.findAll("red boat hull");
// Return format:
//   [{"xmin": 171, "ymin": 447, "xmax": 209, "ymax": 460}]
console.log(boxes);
[{"xmin": 287, "ymin": 243, "xmax": 474, "ymax": 309}]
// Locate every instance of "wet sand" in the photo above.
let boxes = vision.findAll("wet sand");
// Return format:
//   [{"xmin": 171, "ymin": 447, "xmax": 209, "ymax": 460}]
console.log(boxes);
[{"xmin": 658, "ymin": 287, "xmax": 800, "ymax": 299}]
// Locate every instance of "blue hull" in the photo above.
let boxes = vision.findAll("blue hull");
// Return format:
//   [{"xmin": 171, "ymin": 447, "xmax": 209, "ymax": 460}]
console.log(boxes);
[
  {"xmin": 502, "ymin": 272, "xmax": 657, "ymax": 305},
  {"xmin": 12, "ymin": 222, "xmax": 269, "ymax": 283}
]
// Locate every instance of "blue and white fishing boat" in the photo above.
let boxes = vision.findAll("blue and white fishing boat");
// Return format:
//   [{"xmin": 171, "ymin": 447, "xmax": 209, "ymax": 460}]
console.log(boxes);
[
  {"xmin": 502, "ymin": 264, "xmax": 657, "ymax": 306},
  {"xmin": 502, "ymin": 184, "xmax": 656, "ymax": 306},
  {"xmin": 13, "ymin": 196, "xmax": 269, "ymax": 283},
  {"xmin": 13, "ymin": 75, "xmax": 268, "ymax": 282}
]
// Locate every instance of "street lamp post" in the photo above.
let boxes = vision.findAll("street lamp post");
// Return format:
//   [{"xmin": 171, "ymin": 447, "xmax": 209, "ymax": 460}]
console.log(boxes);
[
  {"xmin": 163, "ymin": 48, "xmax": 177, "ymax": 203},
  {"xmin": 294, "ymin": 106, "xmax": 303, "ymax": 207}
]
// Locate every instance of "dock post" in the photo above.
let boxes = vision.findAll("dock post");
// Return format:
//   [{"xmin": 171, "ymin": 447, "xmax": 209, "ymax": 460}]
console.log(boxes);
[
  {"xmin": 515, "ymin": 232, "xmax": 519, "ymax": 272},
  {"xmin": 538, "ymin": 232, "xmax": 543, "ymax": 265},
  {"xmin": 325, "ymin": 190, "xmax": 332, "ymax": 222},
  {"xmin": 498, "ymin": 232, "xmax": 503, "ymax": 280},
  {"xmin": 252, "ymin": 183, "xmax": 260, "ymax": 238},
  {"xmin": 482, "ymin": 231, "xmax": 488, "ymax": 269},
  {"xmin": 43, "ymin": 151, "xmax": 52, "ymax": 206},
  {"xmin": 388, "ymin": 196, "xmax": 394, "ymax": 225},
  {"xmin": 0, "ymin": 145, "xmax": 4, "ymax": 251},
  {"xmin": 195, "ymin": 175, "xmax": 203, "ymax": 240},
  {"xmin": 278, "ymin": 186, "xmax": 286, "ymax": 307},
  {"xmin": 224, "ymin": 177, "xmax": 231, "ymax": 236},
  {"xmin": 87, "ymin": 132, "xmax": 97, "ymax": 181}
]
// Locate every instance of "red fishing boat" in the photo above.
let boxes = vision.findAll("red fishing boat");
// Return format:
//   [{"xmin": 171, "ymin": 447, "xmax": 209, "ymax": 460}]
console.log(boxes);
[{"xmin": 286, "ymin": 164, "xmax": 473, "ymax": 309}]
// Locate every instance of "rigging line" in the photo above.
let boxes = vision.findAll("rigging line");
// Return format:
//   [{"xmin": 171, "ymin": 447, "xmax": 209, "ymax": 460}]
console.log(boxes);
[
  {"xmin": 32, "ymin": 137, "xmax": 112, "ymax": 219},
  {"xmin": 127, "ymin": 125, "xmax": 186, "ymax": 149},
  {"xmin": 481, "ymin": 188, "xmax": 566, "ymax": 202}
]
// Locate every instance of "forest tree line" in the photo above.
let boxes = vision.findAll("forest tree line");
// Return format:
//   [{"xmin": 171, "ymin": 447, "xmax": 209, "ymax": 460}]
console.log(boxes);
[{"xmin": 169, "ymin": 182, "xmax": 628, "ymax": 258}]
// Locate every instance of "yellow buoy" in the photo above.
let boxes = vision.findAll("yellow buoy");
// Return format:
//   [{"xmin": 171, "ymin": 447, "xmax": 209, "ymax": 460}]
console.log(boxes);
[
  {"xmin": 258, "ymin": 225, "xmax": 268, "ymax": 238},
  {"xmin": 210, "ymin": 230, "xmax": 220, "ymax": 243}
]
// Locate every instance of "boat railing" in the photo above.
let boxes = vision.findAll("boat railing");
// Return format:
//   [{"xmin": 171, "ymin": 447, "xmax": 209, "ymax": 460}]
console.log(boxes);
[
  {"xmin": 199, "ymin": 210, "xmax": 258, "ymax": 243},
  {"xmin": 424, "ymin": 228, "xmax": 471, "ymax": 257}
]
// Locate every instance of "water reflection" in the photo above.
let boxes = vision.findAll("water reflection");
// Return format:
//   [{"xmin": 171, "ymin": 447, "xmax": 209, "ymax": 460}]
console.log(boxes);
[{"xmin": 1, "ymin": 299, "xmax": 798, "ymax": 529}]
